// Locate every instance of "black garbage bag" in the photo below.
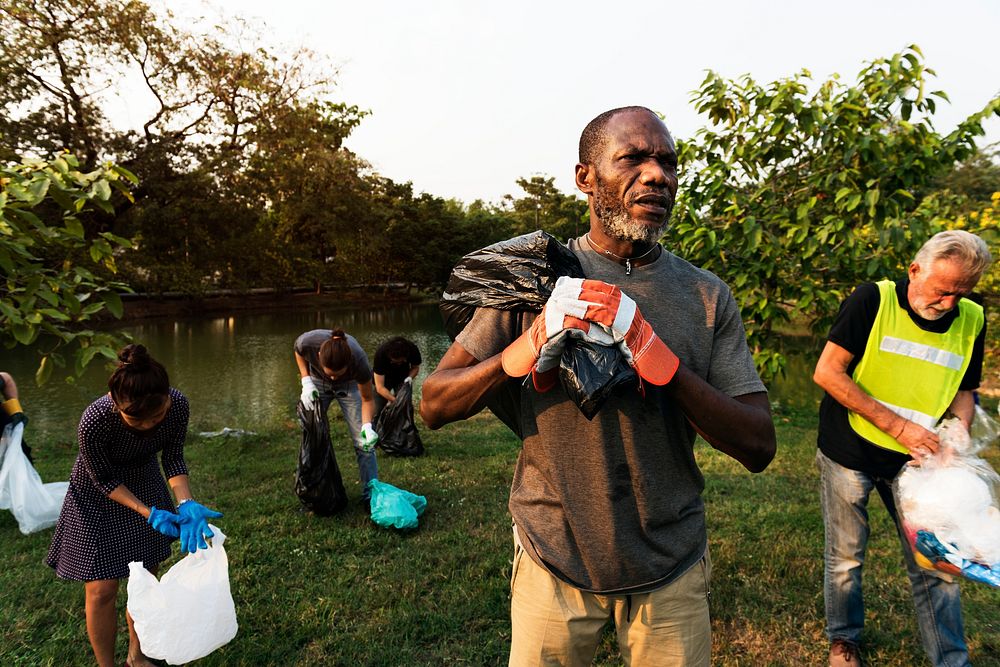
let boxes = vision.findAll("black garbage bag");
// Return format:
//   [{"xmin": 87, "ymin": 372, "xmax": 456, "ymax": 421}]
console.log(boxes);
[
  {"xmin": 294, "ymin": 401, "xmax": 348, "ymax": 515},
  {"xmin": 440, "ymin": 230, "xmax": 636, "ymax": 421},
  {"xmin": 375, "ymin": 381, "xmax": 424, "ymax": 457}
]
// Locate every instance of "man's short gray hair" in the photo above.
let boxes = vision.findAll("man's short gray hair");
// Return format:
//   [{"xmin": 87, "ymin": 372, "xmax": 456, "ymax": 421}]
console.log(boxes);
[{"xmin": 913, "ymin": 230, "xmax": 992, "ymax": 281}]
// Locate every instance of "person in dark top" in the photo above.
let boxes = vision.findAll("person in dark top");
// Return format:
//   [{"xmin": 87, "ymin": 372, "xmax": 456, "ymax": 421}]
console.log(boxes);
[
  {"xmin": 371, "ymin": 336, "xmax": 422, "ymax": 416},
  {"xmin": 813, "ymin": 230, "xmax": 991, "ymax": 667},
  {"xmin": 46, "ymin": 344, "xmax": 221, "ymax": 667}
]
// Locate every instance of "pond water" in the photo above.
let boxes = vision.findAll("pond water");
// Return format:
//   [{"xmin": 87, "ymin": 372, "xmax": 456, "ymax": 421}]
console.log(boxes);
[{"xmin": 0, "ymin": 303, "xmax": 825, "ymax": 441}]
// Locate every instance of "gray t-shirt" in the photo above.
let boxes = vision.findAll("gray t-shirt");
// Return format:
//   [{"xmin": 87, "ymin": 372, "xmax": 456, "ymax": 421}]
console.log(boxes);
[
  {"xmin": 294, "ymin": 330, "xmax": 373, "ymax": 392},
  {"xmin": 457, "ymin": 237, "xmax": 765, "ymax": 593}
]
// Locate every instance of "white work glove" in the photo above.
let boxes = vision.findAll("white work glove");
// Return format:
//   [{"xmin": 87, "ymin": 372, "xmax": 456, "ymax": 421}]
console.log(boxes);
[
  {"xmin": 403, "ymin": 377, "xmax": 413, "ymax": 385},
  {"xmin": 360, "ymin": 422, "xmax": 379, "ymax": 452},
  {"xmin": 300, "ymin": 376, "xmax": 319, "ymax": 411}
]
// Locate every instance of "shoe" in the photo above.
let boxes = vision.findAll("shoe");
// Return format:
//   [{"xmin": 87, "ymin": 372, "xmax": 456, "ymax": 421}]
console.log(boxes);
[{"xmin": 829, "ymin": 639, "xmax": 862, "ymax": 666}]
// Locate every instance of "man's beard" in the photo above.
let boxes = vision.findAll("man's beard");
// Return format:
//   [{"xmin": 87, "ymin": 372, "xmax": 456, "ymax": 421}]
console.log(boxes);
[{"xmin": 593, "ymin": 175, "xmax": 673, "ymax": 244}]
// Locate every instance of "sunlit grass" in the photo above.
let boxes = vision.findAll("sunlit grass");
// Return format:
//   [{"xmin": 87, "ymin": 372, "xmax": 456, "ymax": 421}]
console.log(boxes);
[{"xmin": 2, "ymin": 406, "xmax": 999, "ymax": 665}]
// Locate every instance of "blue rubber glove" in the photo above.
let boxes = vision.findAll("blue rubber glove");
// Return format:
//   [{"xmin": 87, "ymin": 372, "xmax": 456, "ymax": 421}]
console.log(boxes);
[
  {"xmin": 147, "ymin": 506, "xmax": 180, "ymax": 538},
  {"xmin": 177, "ymin": 500, "xmax": 223, "ymax": 553}
]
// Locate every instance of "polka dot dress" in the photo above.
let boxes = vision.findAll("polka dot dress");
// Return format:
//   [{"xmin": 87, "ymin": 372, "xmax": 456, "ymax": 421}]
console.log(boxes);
[{"xmin": 46, "ymin": 389, "xmax": 190, "ymax": 581}]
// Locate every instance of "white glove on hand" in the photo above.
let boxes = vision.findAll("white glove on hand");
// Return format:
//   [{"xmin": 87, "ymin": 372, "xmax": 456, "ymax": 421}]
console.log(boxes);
[
  {"xmin": 403, "ymin": 377, "xmax": 413, "ymax": 385},
  {"xmin": 300, "ymin": 376, "xmax": 319, "ymax": 411},
  {"xmin": 360, "ymin": 422, "xmax": 379, "ymax": 452}
]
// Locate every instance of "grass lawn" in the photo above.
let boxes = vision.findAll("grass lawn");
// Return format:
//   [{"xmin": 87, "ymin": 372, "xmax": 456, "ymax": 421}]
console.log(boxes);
[{"xmin": 2, "ymin": 404, "xmax": 999, "ymax": 666}]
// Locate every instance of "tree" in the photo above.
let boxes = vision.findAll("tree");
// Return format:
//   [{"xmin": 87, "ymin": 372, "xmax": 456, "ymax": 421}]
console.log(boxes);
[
  {"xmin": 501, "ymin": 175, "xmax": 588, "ymax": 241},
  {"xmin": 945, "ymin": 192, "xmax": 1000, "ymax": 297},
  {"xmin": 1, "ymin": 154, "xmax": 136, "ymax": 382},
  {"xmin": 934, "ymin": 144, "xmax": 1000, "ymax": 211},
  {"xmin": 669, "ymin": 46, "xmax": 1000, "ymax": 380},
  {"xmin": 1, "ymin": 0, "xmax": 358, "ymax": 295}
]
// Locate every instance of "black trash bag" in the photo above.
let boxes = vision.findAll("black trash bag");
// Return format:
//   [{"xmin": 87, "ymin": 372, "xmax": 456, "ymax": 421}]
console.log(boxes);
[
  {"xmin": 294, "ymin": 401, "xmax": 348, "ymax": 515},
  {"xmin": 440, "ymin": 230, "xmax": 636, "ymax": 421},
  {"xmin": 374, "ymin": 381, "xmax": 424, "ymax": 457}
]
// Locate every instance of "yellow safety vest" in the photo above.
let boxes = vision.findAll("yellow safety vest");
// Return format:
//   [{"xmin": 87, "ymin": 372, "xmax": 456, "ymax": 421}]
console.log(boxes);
[{"xmin": 848, "ymin": 280, "xmax": 983, "ymax": 454}]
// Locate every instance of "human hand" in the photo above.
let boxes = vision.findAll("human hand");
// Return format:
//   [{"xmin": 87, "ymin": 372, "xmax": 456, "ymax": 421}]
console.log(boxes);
[
  {"xmin": 147, "ymin": 506, "xmax": 181, "ymax": 538},
  {"xmin": 403, "ymin": 377, "xmax": 413, "ymax": 385},
  {"xmin": 300, "ymin": 376, "xmax": 319, "ymax": 411},
  {"xmin": 500, "ymin": 291, "xmax": 591, "ymax": 380},
  {"xmin": 547, "ymin": 277, "xmax": 679, "ymax": 385},
  {"xmin": 896, "ymin": 421, "xmax": 940, "ymax": 464},
  {"xmin": 360, "ymin": 423, "xmax": 379, "ymax": 452},
  {"xmin": 177, "ymin": 500, "xmax": 223, "ymax": 553}
]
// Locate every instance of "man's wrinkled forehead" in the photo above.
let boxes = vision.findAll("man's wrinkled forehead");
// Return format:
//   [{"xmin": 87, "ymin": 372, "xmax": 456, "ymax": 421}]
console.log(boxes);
[{"xmin": 604, "ymin": 111, "xmax": 675, "ymax": 152}]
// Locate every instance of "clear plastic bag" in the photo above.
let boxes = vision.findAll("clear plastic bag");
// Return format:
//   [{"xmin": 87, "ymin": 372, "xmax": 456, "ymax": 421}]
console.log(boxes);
[
  {"xmin": 127, "ymin": 524, "xmax": 238, "ymax": 664},
  {"xmin": 894, "ymin": 407, "xmax": 1000, "ymax": 587},
  {"xmin": 0, "ymin": 423, "xmax": 68, "ymax": 534}
]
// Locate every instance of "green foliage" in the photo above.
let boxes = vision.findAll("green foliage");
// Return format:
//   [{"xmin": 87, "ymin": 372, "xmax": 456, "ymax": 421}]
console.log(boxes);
[
  {"xmin": 669, "ymin": 46, "xmax": 1000, "ymax": 381},
  {"xmin": 944, "ymin": 192, "xmax": 1000, "ymax": 297},
  {"xmin": 502, "ymin": 175, "xmax": 589, "ymax": 241},
  {"xmin": 934, "ymin": 144, "xmax": 1000, "ymax": 212},
  {"xmin": 0, "ymin": 154, "xmax": 135, "ymax": 382}
]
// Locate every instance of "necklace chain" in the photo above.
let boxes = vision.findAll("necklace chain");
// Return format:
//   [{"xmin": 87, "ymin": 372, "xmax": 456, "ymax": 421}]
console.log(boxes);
[{"xmin": 584, "ymin": 233, "xmax": 658, "ymax": 275}]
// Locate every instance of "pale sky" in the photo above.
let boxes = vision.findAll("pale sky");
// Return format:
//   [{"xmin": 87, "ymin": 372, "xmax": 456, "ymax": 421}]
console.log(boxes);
[{"xmin": 154, "ymin": 0, "xmax": 1000, "ymax": 204}]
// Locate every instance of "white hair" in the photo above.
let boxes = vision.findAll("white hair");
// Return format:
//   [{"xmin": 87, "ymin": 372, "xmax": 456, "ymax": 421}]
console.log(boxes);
[{"xmin": 913, "ymin": 230, "xmax": 992, "ymax": 281}]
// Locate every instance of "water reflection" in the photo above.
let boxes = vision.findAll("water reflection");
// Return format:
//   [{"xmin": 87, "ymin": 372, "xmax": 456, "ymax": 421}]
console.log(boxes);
[
  {"xmin": 765, "ymin": 336, "xmax": 825, "ymax": 413},
  {"xmin": 0, "ymin": 303, "xmax": 823, "ymax": 440},
  {"xmin": 0, "ymin": 304, "xmax": 455, "ymax": 440}
]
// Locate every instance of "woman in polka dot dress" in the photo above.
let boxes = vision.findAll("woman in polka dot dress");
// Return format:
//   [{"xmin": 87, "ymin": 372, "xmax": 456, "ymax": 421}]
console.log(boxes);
[{"xmin": 46, "ymin": 344, "xmax": 221, "ymax": 667}]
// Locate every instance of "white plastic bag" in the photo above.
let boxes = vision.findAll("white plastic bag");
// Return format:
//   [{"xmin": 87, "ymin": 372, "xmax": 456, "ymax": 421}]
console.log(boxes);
[
  {"xmin": 0, "ymin": 423, "xmax": 68, "ymax": 534},
  {"xmin": 127, "ymin": 524, "xmax": 238, "ymax": 664}
]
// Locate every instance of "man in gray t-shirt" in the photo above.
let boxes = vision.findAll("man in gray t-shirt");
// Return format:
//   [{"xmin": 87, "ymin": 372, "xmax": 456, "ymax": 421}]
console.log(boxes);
[{"xmin": 421, "ymin": 107, "xmax": 776, "ymax": 666}]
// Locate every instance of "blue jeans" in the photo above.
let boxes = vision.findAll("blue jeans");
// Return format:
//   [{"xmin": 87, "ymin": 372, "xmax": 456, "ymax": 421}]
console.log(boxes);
[
  {"xmin": 316, "ymin": 385, "xmax": 377, "ymax": 501},
  {"xmin": 816, "ymin": 450, "xmax": 969, "ymax": 667}
]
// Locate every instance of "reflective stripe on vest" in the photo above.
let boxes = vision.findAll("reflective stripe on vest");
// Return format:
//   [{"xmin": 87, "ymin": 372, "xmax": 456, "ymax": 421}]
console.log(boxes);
[{"xmin": 847, "ymin": 280, "xmax": 983, "ymax": 454}]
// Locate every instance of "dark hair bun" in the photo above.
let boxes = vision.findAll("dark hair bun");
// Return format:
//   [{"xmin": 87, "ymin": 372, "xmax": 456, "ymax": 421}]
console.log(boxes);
[
  {"xmin": 118, "ymin": 344, "xmax": 150, "ymax": 369},
  {"xmin": 330, "ymin": 328, "xmax": 346, "ymax": 340}
]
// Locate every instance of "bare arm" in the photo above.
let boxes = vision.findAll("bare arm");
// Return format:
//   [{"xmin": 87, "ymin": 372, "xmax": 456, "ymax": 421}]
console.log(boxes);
[
  {"xmin": 948, "ymin": 390, "xmax": 975, "ymax": 431},
  {"xmin": 0, "ymin": 372, "xmax": 18, "ymax": 400},
  {"xmin": 358, "ymin": 380, "xmax": 376, "ymax": 424},
  {"xmin": 812, "ymin": 341, "xmax": 940, "ymax": 455},
  {"xmin": 419, "ymin": 341, "xmax": 509, "ymax": 430},
  {"xmin": 665, "ymin": 365, "xmax": 775, "ymax": 473},
  {"xmin": 107, "ymin": 474, "xmax": 193, "ymax": 518},
  {"xmin": 294, "ymin": 351, "xmax": 310, "ymax": 378},
  {"xmin": 408, "ymin": 364, "xmax": 421, "ymax": 380},
  {"xmin": 373, "ymin": 373, "xmax": 395, "ymax": 403}
]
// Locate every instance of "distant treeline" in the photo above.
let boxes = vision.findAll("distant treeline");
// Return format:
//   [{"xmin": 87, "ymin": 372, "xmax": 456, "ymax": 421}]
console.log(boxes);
[{"xmin": 2, "ymin": 1, "xmax": 999, "ymax": 381}]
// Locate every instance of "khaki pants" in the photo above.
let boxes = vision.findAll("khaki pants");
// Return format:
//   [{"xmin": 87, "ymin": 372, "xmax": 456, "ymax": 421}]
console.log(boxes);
[{"xmin": 508, "ymin": 537, "xmax": 711, "ymax": 667}]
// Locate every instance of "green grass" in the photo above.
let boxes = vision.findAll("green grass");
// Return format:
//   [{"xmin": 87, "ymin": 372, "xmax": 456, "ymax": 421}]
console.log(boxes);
[{"xmin": 2, "ymin": 406, "xmax": 999, "ymax": 666}]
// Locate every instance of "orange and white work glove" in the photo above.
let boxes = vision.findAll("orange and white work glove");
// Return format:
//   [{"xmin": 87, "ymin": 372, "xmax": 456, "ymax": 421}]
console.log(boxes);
[
  {"xmin": 501, "ymin": 298, "xmax": 591, "ymax": 391},
  {"xmin": 547, "ymin": 277, "xmax": 679, "ymax": 386}
]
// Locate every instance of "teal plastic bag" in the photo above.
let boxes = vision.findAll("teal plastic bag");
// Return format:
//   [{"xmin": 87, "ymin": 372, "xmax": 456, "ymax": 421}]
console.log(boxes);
[{"xmin": 367, "ymin": 479, "xmax": 427, "ymax": 530}]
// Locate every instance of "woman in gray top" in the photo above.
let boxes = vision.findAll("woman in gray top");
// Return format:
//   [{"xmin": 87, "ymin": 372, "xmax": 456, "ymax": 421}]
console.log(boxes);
[{"xmin": 294, "ymin": 328, "xmax": 379, "ymax": 505}]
